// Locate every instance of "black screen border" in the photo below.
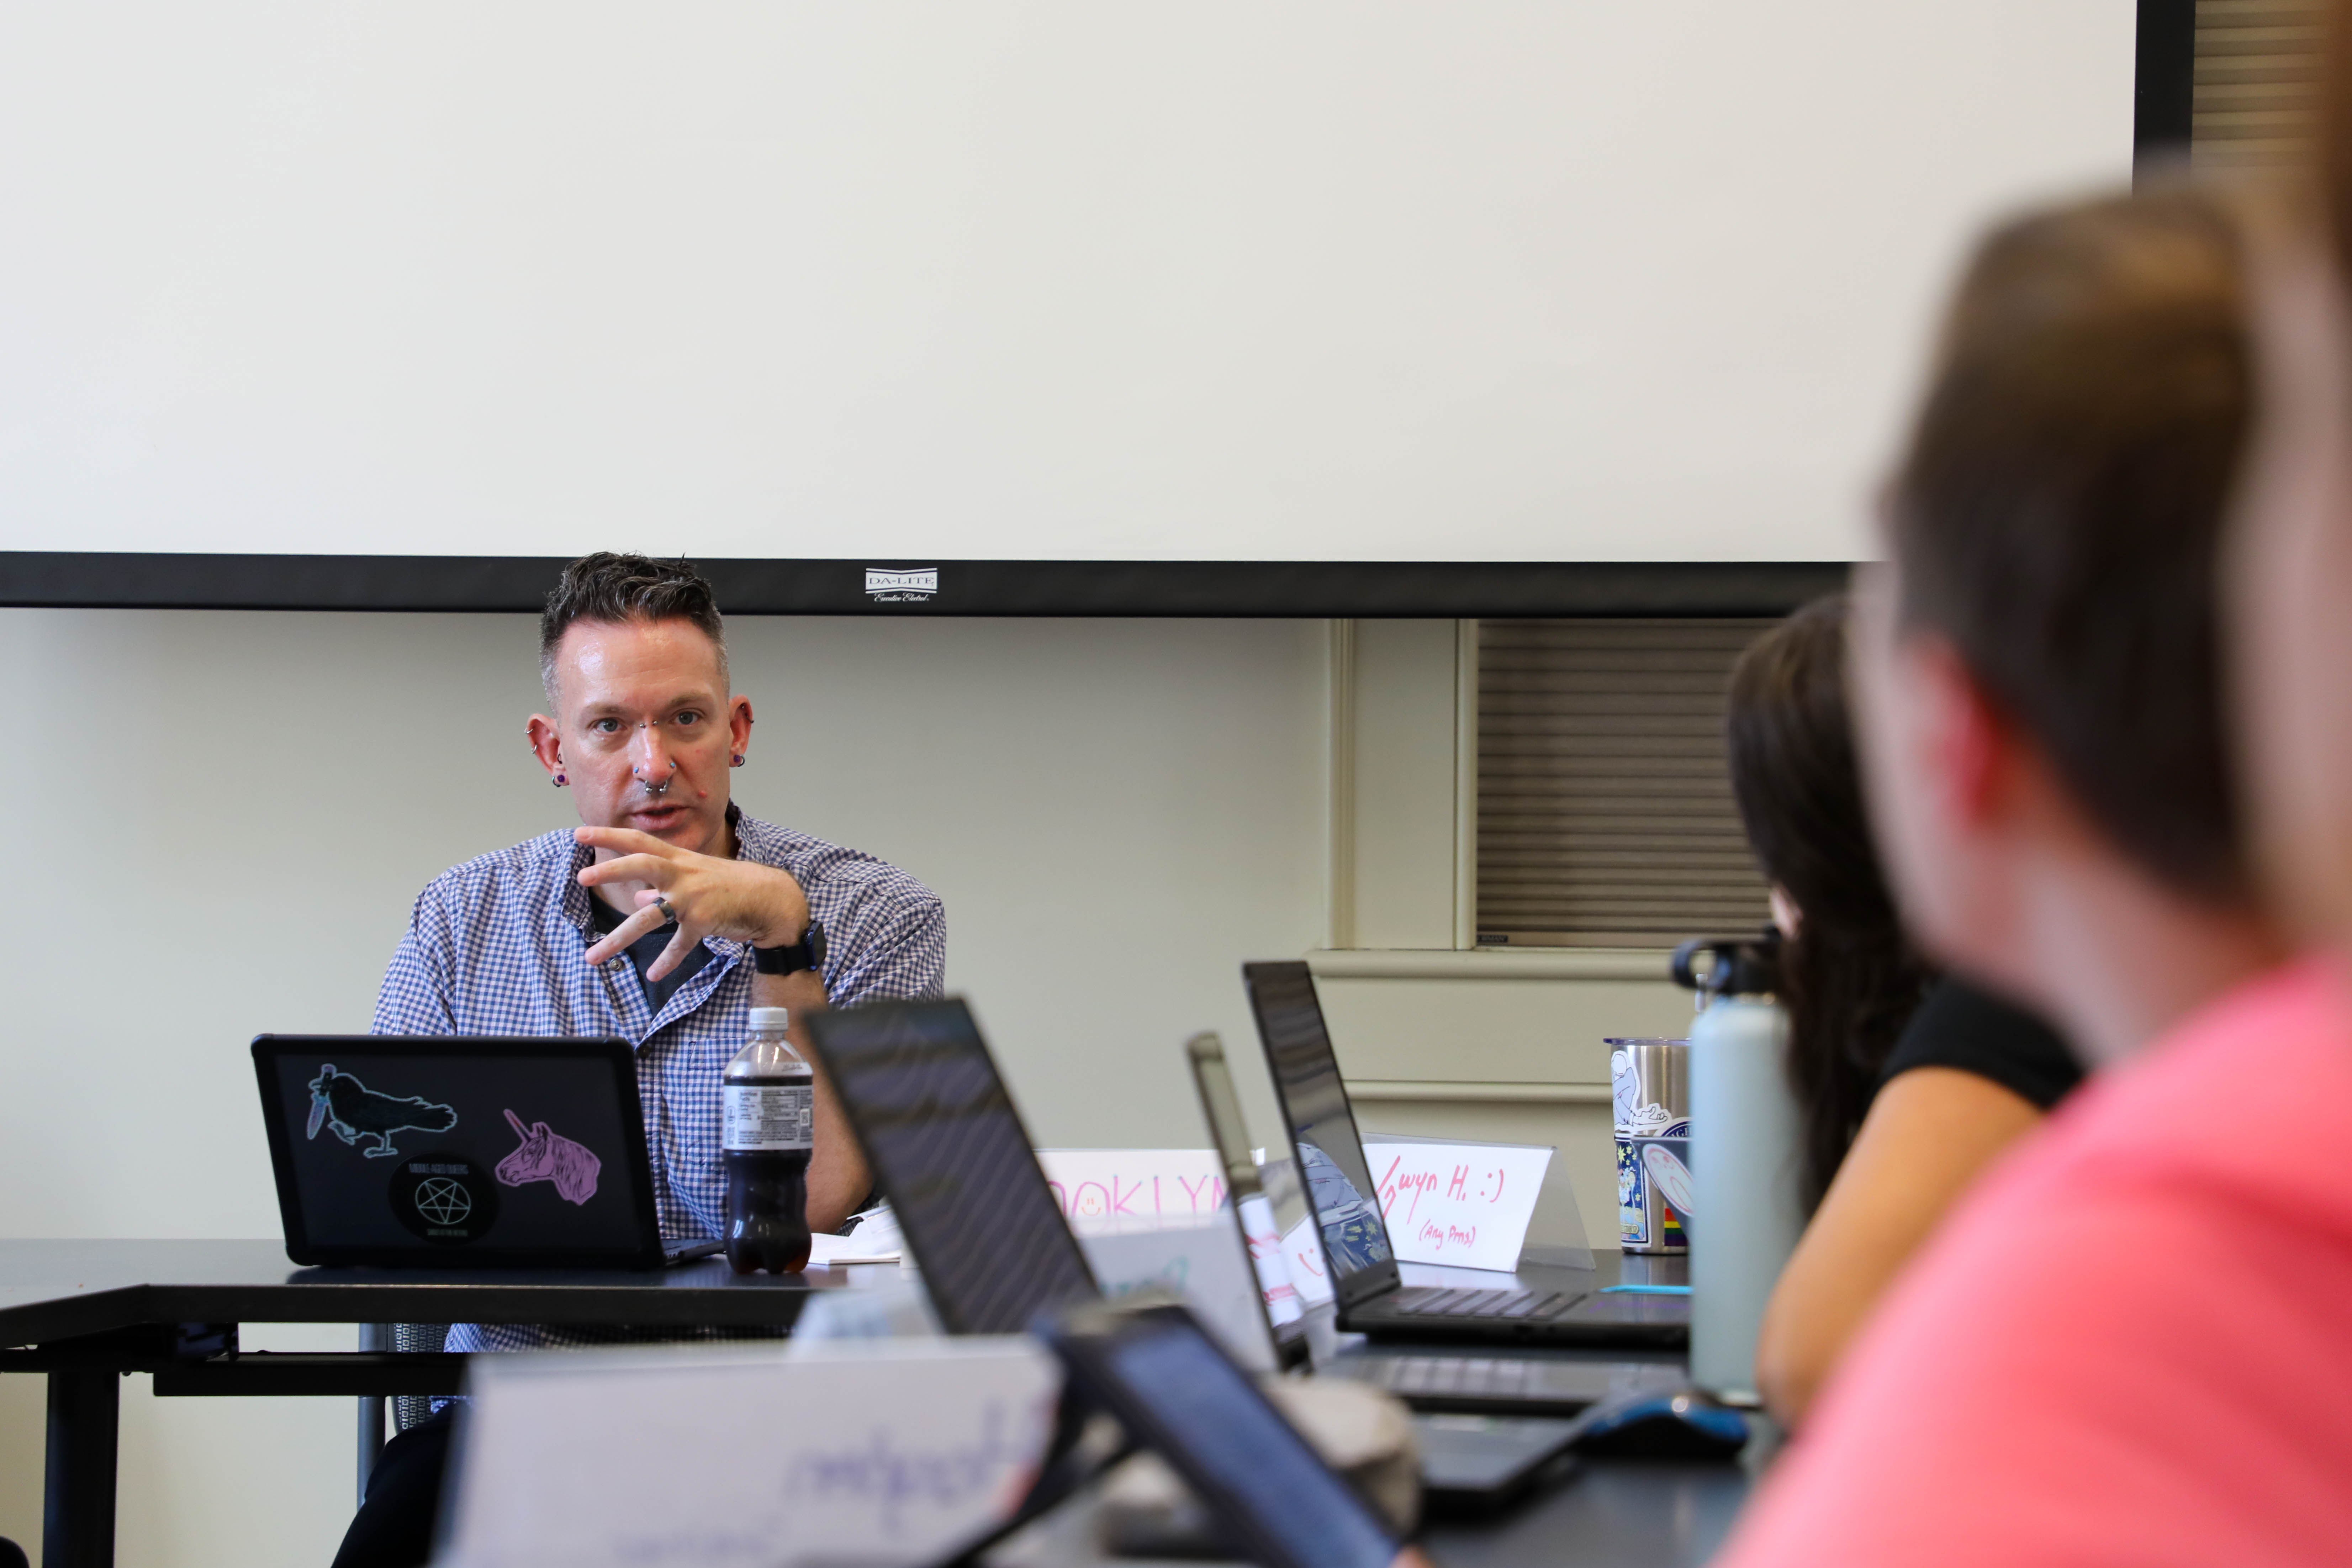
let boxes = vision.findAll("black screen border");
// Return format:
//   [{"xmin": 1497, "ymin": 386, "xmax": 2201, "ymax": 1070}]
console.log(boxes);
[{"xmin": 0, "ymin": 553, "xmax": 1848, "ymax": 618}]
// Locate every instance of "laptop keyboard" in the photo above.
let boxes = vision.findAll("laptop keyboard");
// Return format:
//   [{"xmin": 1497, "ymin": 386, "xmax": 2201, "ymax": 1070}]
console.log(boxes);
[
  {"xmin": 1386, "ymin": 1285, "xmax": 1584, "ymax": 1321},
  {"xmin": 1339, "ymin": 1351, "xmax": 1688, "ymax": 1408},
  {"xmin": 1358, "ymin": 1355, "xmax": 1550, "ymax": 1398}
]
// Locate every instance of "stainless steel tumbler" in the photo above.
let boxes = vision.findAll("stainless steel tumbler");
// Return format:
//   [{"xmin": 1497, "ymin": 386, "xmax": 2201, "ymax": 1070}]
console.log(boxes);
[{"xmin": 1609, "ymin": 1037, "xmax": 1691, "ymax": 1254}]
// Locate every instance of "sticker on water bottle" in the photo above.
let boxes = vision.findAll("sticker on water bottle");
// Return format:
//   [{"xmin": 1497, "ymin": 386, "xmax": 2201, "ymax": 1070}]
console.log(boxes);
[{"xmin": 723, "ymin": 1083, "xmax": 814, "ymax": 1151}]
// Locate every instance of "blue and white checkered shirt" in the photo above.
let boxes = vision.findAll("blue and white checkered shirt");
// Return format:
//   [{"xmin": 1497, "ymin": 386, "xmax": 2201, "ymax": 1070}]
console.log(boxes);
[{"xmin": 372, "ymin": 806, "xmax": 945, "ymax": 1352}]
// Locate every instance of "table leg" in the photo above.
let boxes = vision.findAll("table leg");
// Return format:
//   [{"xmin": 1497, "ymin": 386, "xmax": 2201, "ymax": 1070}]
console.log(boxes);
[
  {"xmin": 357, "ymin": 1324, "xmax": 387, "ymax": 1505},
  {"xmin": 44, "ymin": 1368, "xmax": 119, "ymax": 1568},
  {"xmin": 357, "ymin": 1395, "xmax": 385, "ymax": 1504}
]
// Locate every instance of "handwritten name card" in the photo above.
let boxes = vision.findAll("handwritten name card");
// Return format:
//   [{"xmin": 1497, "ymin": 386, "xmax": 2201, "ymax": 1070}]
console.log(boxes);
[
  {"xmin": 1280, "ymin": 1210, "xmax": 1337, "ymax": 1305},
  {"xmin": 1035, "ymin": 1148, "xmax": 1230, "ymax": 1224},
  {"xmin": 1080, "ymin": 1214, "xmax": 1279, "ymax": 1372},
  {"xmin": 1237, "ymin": 1192, "xmax": 1304, "ymax": 1327},
  {"xmin": 440, "ymin": 1339, "xmax": 1061, "ymax": 1568},
  {"xmin": 1362, "ymin": 1139, "xmax": 1552, "ymax": 1274}
]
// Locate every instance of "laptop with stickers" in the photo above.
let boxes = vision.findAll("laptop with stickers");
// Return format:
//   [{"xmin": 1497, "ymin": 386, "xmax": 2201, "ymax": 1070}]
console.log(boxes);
[{"xmin": 252, "ymin": 1035, "xmax": 718, "ymax": 1269}]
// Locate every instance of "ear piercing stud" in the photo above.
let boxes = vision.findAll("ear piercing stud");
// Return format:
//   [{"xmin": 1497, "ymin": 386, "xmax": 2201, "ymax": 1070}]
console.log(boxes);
[
  {"xmin": 731, "ymin": 754, "xmax": 746, "ymax": 767},
  {"xmin": 553, "ymin": 772, "xmax": 568, "ymax": 787}
]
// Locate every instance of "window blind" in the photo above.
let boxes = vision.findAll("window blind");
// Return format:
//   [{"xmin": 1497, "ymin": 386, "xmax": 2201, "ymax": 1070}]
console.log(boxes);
[
  {"xmin": 1475, "ymin": 618, "xmax": 1773, "ymax": 947},
  {"xmin": 2193, "ymin": 0, "xmax": 2325, "ymax": 169}
]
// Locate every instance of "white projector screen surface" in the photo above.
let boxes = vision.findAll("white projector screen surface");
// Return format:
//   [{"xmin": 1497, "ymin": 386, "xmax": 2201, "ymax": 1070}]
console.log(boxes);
[{"xmin": 0, "ymin": 4, "xmax": 2133, "ymax": 565}]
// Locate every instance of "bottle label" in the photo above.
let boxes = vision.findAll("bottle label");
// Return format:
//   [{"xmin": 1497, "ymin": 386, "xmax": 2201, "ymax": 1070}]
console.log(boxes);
[{"xmin": 724, "ymin": 1082, "xmax": 814, "ymax": 1152}]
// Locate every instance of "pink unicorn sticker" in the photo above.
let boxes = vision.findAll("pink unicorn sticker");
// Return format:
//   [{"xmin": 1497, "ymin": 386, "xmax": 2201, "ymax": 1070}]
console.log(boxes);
[{"xmin": 495, "ymin": 1109, "xmax": 602, "ymax": 1205}]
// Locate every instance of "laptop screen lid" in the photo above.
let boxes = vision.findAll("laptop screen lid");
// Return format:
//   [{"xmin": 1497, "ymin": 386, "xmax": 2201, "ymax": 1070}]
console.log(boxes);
[
  {"xmin": 252, "ymin": 1035, "xmax": 667, "ymax": 1268},
  {"xmin": 1186, "ymin": 1032, "xmax": 1309, "ymax": 1367},
  {"xmin": 804, "ymin": 999, "xmax": 1098, "ymax": 1335},
  {"xmin": 1241, "ymin": 962, "xmax": 1400, "ymax": 1310}
]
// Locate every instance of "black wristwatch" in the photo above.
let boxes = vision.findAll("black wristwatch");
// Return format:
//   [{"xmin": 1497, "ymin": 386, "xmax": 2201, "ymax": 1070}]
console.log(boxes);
[{"xmin": 752, "ymin": 918, "xmax": 826, "ymax": 977}]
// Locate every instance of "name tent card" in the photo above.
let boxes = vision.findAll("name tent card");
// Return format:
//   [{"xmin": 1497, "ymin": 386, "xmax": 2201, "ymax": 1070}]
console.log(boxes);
[
  {"xmin": 1077, "ymin": 1216, "xmax": 1279, "ymax": 1372},
  {"xmin": 1034, "ymin": 1148, "xmax": 1231, "ymax": 1224},
  {"xmin": 438, "ymin": 1339, "xmax": 1061, "ymax": 1568},
  {"xmin": 1279, "ymin": 1210, "xmax": 1338, "ymax": 1306},
  {"xmin": 1362, "ymin": 1139, "xmax": 1553, "ymax": 1274},
  {"xmin": 1235, "ymin": 1191, "xmax": 1304, "ymax": 1326},
  {"xmin": 1040, "ymin": 1150, "xmax": 1300, "ymax": 1338}
]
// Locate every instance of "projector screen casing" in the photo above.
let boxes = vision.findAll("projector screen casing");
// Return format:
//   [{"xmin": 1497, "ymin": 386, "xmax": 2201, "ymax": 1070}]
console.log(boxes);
[{"xmin": 0, "ymin": 554, "xmax": 1848, "ymax": 617}]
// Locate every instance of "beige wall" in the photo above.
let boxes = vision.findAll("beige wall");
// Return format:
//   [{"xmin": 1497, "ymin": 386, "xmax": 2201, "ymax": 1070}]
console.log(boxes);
[{"xmin": 1325, "ymin": 621, "xmax": 1693, "ymax": 1253}]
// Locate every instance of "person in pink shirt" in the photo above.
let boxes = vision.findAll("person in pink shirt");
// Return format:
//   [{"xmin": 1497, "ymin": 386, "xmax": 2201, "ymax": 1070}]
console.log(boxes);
[{"xmin": 1714, "ymin": 185, "xmax": 2345, "ymax": 1564}]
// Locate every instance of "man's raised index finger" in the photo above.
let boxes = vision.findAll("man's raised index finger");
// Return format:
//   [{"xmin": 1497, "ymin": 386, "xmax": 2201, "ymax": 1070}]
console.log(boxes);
[
  {"xmin": 574, "ymin": 825, "xmax": 670, "ymax": 855},
  {"xmin": 577, "ymin": 852, "xmax": 672, "ymax": 889}
]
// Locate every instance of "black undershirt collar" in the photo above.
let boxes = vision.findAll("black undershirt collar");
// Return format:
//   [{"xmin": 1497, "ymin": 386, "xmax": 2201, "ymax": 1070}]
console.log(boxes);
[{"xmin": 587, "ymin": 894, "xmax": 715, "ymax": 1018}]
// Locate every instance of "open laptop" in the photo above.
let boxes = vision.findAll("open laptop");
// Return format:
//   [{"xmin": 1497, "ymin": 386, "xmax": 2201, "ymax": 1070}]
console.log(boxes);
[
  {"xmin": 1185, "ymin": 1031, "xmax": 1312, "ymax": 1371},
  {"xmin": 1242, "ymin": 961, "xmax": 1688, "ymax": 1350},
  {"xmin": 1190, "ymin": 1026, "xmax": 1685, "ymax": 1419},
  {"xmin": 253, "ymin": 1035, "xmax": 721, "ymax": 1269},
  {"xmin": 1044, "ymin": 1298, "xmax": 1408, "ymax": 1568},
  {"xmin": 800, "ymin": 1000, "xmax": 1100, "ymax": 1335},
  {"xmin": 804, "ymin": 998, "xmax": 1610, "ymax": 1510}
]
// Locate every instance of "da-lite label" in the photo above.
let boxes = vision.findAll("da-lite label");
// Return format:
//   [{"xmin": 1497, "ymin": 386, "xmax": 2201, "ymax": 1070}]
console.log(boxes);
[{"xmin": 723, "ymin": 1082, "xmax": 813, "ymax": 1151}]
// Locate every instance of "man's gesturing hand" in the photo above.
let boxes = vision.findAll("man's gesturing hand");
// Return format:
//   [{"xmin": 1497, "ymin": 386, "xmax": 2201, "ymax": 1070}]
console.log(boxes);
[{"xmin": 574, "ymin": 826, "xmax": 813, "ymax": 982}]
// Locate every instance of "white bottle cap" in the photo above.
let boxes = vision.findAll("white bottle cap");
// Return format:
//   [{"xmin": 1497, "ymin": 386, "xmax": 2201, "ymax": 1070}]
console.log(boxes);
[{"xmin": 748, "ymin": 1006, "xmax": 791, "ymax": 1034}]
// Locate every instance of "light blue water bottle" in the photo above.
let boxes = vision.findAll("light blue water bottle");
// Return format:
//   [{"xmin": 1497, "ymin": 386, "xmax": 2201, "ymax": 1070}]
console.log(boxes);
[{"xmin": 1673, "ymin": 935, "xmax": 1803, "ymax": 1404}]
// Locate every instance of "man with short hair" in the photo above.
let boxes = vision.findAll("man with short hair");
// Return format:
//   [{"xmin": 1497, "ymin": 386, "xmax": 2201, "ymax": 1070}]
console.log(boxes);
[
  {"xmin": 335, "ymin": 552, "xmax": 944, "ymax": 1568},
  {"xmin": 382, "ymin": 550, "xmax": 943, "ymax": 1300},
  {"xmin": 1713, "ymin": 188, "xmax": 2352, "ymax": 1565}
]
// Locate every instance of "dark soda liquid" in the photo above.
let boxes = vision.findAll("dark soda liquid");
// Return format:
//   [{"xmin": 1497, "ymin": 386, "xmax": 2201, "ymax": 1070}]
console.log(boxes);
[
  {"xmin": 723, "ymin": 1145, "xmax": 812, "ymax": 1273},
  {"xmin": 723, "ymin": 1060, "xmax": 814, "ymax": 1274}
]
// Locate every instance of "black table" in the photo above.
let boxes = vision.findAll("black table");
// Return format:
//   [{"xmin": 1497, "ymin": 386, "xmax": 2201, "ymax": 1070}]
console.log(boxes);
[
  {"xmin": 4, "ymin": 1242, "xmax": 1758, "ymax": 1568},
  {"xmin": 991, "ymin": 1445, "xmax": 1769, "ymax": 1568},
  {"xmin": 0, "ymin": 1239, "xmax": 856, "ymax": 1568}
]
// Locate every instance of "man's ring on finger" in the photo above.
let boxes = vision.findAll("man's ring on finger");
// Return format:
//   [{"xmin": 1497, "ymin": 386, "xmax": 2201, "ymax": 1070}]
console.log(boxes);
[{"xmin": 653, "ymin": 896, "xmax": 677, "ymax": 924}]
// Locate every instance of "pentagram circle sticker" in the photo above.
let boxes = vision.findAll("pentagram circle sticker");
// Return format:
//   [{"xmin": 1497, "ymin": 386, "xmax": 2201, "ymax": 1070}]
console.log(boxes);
[
  {"xmin": 387, "ymin": 1149, "xmax": 500, "ymax": 1245},
  {"xmin": 413, "ymin": 1177, "xmax": 473, "ymax": 1224}
]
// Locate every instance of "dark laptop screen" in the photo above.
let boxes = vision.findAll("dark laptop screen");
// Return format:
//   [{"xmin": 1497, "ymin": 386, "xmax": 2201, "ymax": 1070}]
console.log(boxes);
[
  {"xmin": 1099, "ymin": 1314, "xmax": 1398, "ymax": 1568},
  {"xmin": 251, "ymin": 1036, "xmax": 659, "ymax": 1266},
  {"xmin": 1241, "ymin": 962, "xmax": 1397, "ymax": 1304},
  {"xmin": 805, "ymin": 1000, "xmax": 1098, "ymax": 1335}
]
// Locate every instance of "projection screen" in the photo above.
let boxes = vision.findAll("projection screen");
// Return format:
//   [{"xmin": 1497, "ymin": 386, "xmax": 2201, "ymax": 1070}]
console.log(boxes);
[{"xmin": 0, "ymin": 3, "xmax": 2137, "ymax": 612}]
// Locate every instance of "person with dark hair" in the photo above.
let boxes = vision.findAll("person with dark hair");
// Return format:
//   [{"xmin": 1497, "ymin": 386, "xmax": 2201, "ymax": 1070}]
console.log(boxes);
[
  {"xmin": 1717, "ymin": 184, "xmax": 2347, "ymax": 1565},
  {"xmin": 334, "ymin": 552, "xmax": 945, "ymax": 1568},
  {"xmin": 1721, "ymin": 597, "xmax": 2080, "ymax": 1426},
  {"xmin": 1726, "ymin": 597, "xmax": 1933, "ymax": 1214}
]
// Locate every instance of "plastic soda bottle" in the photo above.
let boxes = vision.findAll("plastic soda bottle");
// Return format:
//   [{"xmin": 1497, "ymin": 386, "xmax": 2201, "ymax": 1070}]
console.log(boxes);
[{"xmin": 722, "ymin": 1005, "xmax": 814, "ymax": 1273}]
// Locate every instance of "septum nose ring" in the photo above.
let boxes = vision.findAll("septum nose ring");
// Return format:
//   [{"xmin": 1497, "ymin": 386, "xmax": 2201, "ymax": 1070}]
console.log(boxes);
[{"xmin": 634, "ymin": 759, "xmax": 679, "ymax": 796}]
